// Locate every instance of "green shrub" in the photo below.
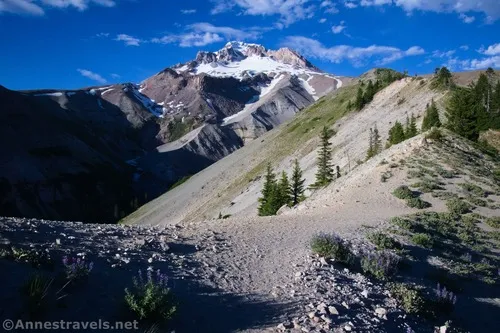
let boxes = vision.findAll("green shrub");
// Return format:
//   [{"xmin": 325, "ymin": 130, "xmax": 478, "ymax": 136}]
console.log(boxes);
[
  {"xmin": 390, "ymin": 283, "xmax": 425, "ymax": 315},
  {"xmin": 310, "ymin": 233, "xmax": 352, "ymax": 264},
  {"xmin": 458, "ymin": 183, "xmax": 487, "ymax": 197},
  {"xmin": 425, "ymin": 128, "xmax": 443, "ymax": 141},
  {"xmin": 446, "ymin": 198, "xmax": 472, "ymax": 215},
  {"xmin": 125, "ymin": 270, "xmax": 176, "ymax": 322},
  {"xmin": 411, "ymin": 233, "xmax": 433, "ymax": 248},
  {"xmin": 485, "ymin": 217, "xmax": 500, "ymax": 229},
  {"xmin": 436, "ymin": 167, "xmax": 456, "ymax": 179},
  {"xmin": 390, "ymin": 216, "xmax": 415, "ymax": 231},
  {"xmin": 11, "ymin": 247, "xmax": 54, "ymax": 269},
  {"xmin": 368, "ymin": 232, "xmax": 401, "ymax": 250},
  {"xmin": 406, "ymin": 197, "xmax": 432, "ymax": 209},
  {"xmin": 360, "ymin": 251, "xmax": 401, "ymax": 280},
  {"xmin": 467, "ymin": 196, "xmax": 487, "ymax": 207},
  {"xmin": 410, "ymin": 179, "xmax": 444, "ymax": 193},
  {"xmin": 393, "ymin": 186, "xmax": 415, "ymax": 200}
]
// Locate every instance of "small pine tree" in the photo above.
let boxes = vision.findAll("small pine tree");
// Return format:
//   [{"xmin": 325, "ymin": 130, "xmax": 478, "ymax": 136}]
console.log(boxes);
[
  {"xmin": 336, "ymin": 166, "xmax": 341, "ymax": 179},
  {"xmin": 404, "ymin": 114, "xmax": 410, "ymax": 139},
  {"xmin": 388, "ymin": 121, "xmax": 406, "ymax": 145},
  {"xmin": 408, "ymin": 113, "xmax": 418, "ymax": 138},
  {"xmin": 290, "ymin": 159, "xmax": 306, "ymax": 206},
  {"xmin": 355, "ymin": 87, "xmax": 365, "ymax": 110},
  {"xmin": 421, "ymin": 99, "xmax": 441, "ymax": 131},
  {"xmin": 277, "ymin": 171, "xmax": 292, "ymax": 208},
  {"xmin": 366, "ymin": 128, "xmax": 374, "ymax": 160},
  {"xmin": 258, "ymin": 164, "xmax": 280, "ymax": 216},
  {"xmin": 373, "ymin": 124, "xmax": 381, "ymax": 154},
  {"xmin": 313, "ymin": 126, "xmax": 334, "ymax": 188}
]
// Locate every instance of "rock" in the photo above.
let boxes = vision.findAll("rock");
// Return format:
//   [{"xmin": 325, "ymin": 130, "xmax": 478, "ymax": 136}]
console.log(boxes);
[
  {"xmin": 344, "ymin": 324, "xmax": 353, "ymax": 331},
  {"xmin": 307, "ymin": 311, "xmax": 317, "ymax": 319},
  {"xmin": 147, "ymin": 257, "xmax": 153, "ymax": 263},
  {"xmin": 55, "ymin": 238, "xmax": 61, "ymax": 245},
  {"xmin": 439, "ymin": 326, "xmax": 447, "ymax": 333},
  {"xmin": 375, "ymin": 307, "xmax": 388, "ymax": 320},
  {"xmin": 321, "ymin": 315, "xmax": 332, "ymax": 324},
  {"xmin": 342, "ymin": 301, "xmax": 350, "ymax": 309},
  {"xmin": 361, "ymin": 289, "xmax": 369, "ymax": 298},
  {"xmin": 328, "ymin": 306, "xmax": 339, "ymax": 315}
]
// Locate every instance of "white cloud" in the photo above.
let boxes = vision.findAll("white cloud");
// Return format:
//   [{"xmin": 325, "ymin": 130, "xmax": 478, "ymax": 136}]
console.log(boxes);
[
  {"xmin": 460, "ymin": 45, "xmax": 469, "ymax": 51},
  {"xmin": 0, "ymin": 0, "xmax": 45, "ymax": 15},
  {"xmin": 321, "ymin": 0, "xmax": 338, "ymax": 14},
  {"xmin": 459, "ymin": 13, "xmax": 475, "ymax": 23},
  {"xmin": 110, "ymin": 73, "xmax": 121, "ymax": 79},
  {"xmin": 282, "ymin": 36, "xmax": 424, "ymax": 67},
  {"xmin": 77, "ymin": 68, "xmax": 107, "ymax": 84},
  {"xmin": 0, "ymin": 0, "xmax": 117, "ymax": 15},
  {"xmin": 210, "ymin": 0, "xmax": 315, "ymax": 26},
  {"xmin": 465, "ymin": 56, "xmax": 500, "ymax": 69},
  {"xmin": 180, "ymin": 8, "xmax": 196, "ymax": 14},
  {"xmin": 95, "ymin": 32, "xmax": 109, "ymax": 38},
  {"xmin": 210, "ymin": 0, "xmax": 234, "ymax": 14},
  {"xmin": 344, "ymin": 1, "xmax": 357, "ymax": 9},
  {"xmin": 347, "ymin": 0, "xmax": 500, "ymax": 22},
  {"xmin": 481, "ymin": 43, "xmax": 500, "ymax": 56},
  {"xmin": 319, "ymin": 18, "xmax": 326, "ymax": 23},
  {"xmin": 432, "ymin": 50, "xmax": 456, "ymax": 58},
  {"xmin": 360, "ymin": 0, "xmax": 391, "ymax": 7},
  {"xmin": 331, "ymin": 21, "xmax": 346, "ymax": 34},
  {"xmin": 151, "ymin": 23, "xmax": 263, "ymax": 47},
  {"xmin": 115, "ymin": 34, "xmax": 142, "ymax": 46}
]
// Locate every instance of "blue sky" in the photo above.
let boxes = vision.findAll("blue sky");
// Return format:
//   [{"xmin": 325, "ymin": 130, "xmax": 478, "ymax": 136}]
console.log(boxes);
[{"xmin": 1, "ymin": 0, "xmax": 499, "ymax": 90}]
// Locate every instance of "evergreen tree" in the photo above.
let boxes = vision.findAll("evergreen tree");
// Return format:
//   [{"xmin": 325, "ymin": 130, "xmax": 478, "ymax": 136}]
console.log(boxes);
[
  {"xmin": 373, "ymin": 124, "xmax": 382, "ymax": 154},
  {"xmin": 336, "ymin": 166, "xmax": 341, "ymax": 179},
  {"xmin": 421, "ymin": 99, "xmax": 441, "ymax": 131},
  {"xmin": 313, "ymin": 126, "xmax": 334, "ymax": 188},
  {"xmin": 408, "ymin": 113, "xmax": 418, "ymax": 138},
  {"xmin": 404, "ymin": 114, "xmax": 410, "ymax": 138},
  {"xmin": 445, "ymin": 87, "xmax": 481, "ymax": 141},
  {"xmin": 277, "ymin": 171, "xmax": 292, "ymax": 208},
  {"xmin": 434, "ymin": 66, "xmax": 453, "ymax": 88},
  {"xmin": 363, "ymin": 80, "xmax": 375, "ymax": 103},
  {"xmin": 258, "ymin": 164, "xmax": 280, "ymax": 216},
  {"xmin": 366, "ymin": 128, "xmax": 374, "ymax": 160},
  {"xmin": 347, "ymin": 99, "xmax": 352, "ymax": 111},
  {"xmin": 388, "ymin": 121, "xmax": 406, "ymax": 145},
  {"xmin": 290, "ymin": 159, "xmax": 306, "ymax": 206},
  {"xmin": 355, "ymin": 87, "xmax": 365, "ymax": 110},
  {"xmin": 492, "ymin": 81, "xmax": 500, "ymax": 115}
]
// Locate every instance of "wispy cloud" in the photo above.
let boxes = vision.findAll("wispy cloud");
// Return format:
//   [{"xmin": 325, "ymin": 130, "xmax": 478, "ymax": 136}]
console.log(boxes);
[
  {"xmin": 210, "ymin": 0, "xmax": 315, "ymax": 27},
  {"xmin": 346, "ymin": 0, "xmax": 500, "ymax": 23},
  {"xmin": 77, "ymin": 69, "xmax": 107, "ymax": 84},
  {"xmin": 110, "ymin": 73, "xmax": 121, "ymax": 79},
  {"xmin": 180, "ymin": 9, "xmax": 196, "ymax": 14},
  {"xmin": 441, "ymin": 43, "xmax": 500, "ymax": 70},
  {"xmin": 331, "ymin": 21, "xmax": 346, "ymax": 34},
  {"xmin": 151, "ymin": 22, "xmax": 264, "ymax": 47},
  {"xmin": 115, "ymin": 34, "xmax": 142, "ymax": 46},
  {"xmin": 321, "ymin": 0, "xmax": 338, "ymax": 14},
  {"xmin": 319, "ymin": 18, "xmax": 326, "ymax": 23},
  {"xmin": 282, "ymin": 36, "xmax": 424, "ymax": 67},
  {"xmin": 0, "ymin": 0, "xmax": 116, "ymax": 15},
  {"xmin": 459, "ymin": 13, "xmax": 475, "ymax": 23}
]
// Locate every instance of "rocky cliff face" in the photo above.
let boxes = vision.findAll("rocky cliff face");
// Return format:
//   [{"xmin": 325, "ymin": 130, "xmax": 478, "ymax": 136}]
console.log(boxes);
[{"xmin": 0, "ymin": 41, "xmax": 343, "ymax": 223}]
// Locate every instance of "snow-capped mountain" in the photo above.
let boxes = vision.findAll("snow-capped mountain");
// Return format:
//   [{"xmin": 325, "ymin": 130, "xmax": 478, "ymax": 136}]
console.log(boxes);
[{"xmin": 0, "ymin": 41, "xmax": 344, "ymax": 223}]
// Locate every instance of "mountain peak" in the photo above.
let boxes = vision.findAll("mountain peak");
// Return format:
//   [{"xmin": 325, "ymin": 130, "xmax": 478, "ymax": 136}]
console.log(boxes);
[{"xmin": 174, "ymin": 41, "xmax": 322, "ymax": 80}]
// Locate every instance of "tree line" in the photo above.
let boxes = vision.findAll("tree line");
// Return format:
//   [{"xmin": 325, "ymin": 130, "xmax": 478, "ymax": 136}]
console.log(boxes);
[{"xmin": 259, "ymin": 126, "xmax": 340, "ymax": 216}]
